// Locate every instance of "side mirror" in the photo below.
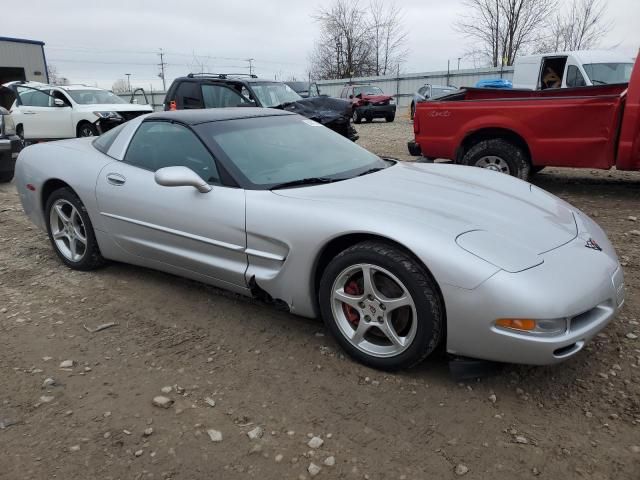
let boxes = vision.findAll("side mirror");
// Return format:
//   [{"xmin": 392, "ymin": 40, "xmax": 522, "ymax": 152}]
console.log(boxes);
[
  {"xmin": 348, "ymin": 94, "xmax": 354, "ymax": 99},
  {"xmin": 154, "ymin": 166, "xmax": 212, "ymax": 193},
  {"xmin": 53, "ymin": 98, "xmax": 66, "ymax": 107}
]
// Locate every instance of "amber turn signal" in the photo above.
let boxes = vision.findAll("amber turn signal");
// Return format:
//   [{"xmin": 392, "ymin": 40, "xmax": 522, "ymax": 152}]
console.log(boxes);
[{"xmin": 495, "ymin": 318, "xmax": 537, "ymax": 331}]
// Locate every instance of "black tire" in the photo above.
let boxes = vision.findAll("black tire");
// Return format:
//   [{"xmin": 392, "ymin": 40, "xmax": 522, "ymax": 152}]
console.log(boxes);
[
  {"xmin": 461, "ymin": 138, "xmax": 530, "ymax": 180},
  {"xmin": 45, "ymin": 187, "xmax": 105, "ymax": 271},
  {"xmin": 352, "ymin": 109, "xmax": 362, "ymax": 124},
  {"xmin": 365, "ymin": 116, "xmax": 373, "ymax": 123},
  {"xmin": 385, "ymin": 114, "xmax": 395, "ymax": 123},
  {"xmin": 0, "ymin": 171, "xmax": 14, "ymax": 183},
  {"xmin": 319, "ymin": 241, "xmax": 444, "ymax": 371},
  {"xmin": 531, "ymin": 165, "xmax": 545, "ymax": 175},
  {"xmin": 410, "ymin": 102, "xmax": 415, "ymax": 120},
  {"xmin": 16, "ymin": 124, "xmax": 24, "ymax": 140},
  {"xmin": 77, "ymin": 122, "xmax": 98, "ymax": 137}
]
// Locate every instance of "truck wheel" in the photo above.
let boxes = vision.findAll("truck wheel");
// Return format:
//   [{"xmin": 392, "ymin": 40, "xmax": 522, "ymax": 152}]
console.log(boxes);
[
  {"xmin": 352, "ymin": 110, "xmax": 362, "ymax": 124},
  {"xmin": 77, "ymin": 122, "xmax": 98, "ymax": 137},
  {"xmin": 385, "ymin": 114, "xmax": 395, "ymax": 123},
  {"xmin": 462, "ymin": 139, "xmax": 530, "ymax": 180}
]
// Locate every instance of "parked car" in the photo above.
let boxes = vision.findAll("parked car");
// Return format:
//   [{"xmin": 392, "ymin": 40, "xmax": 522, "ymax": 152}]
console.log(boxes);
[
  {"xmin": 1, "ymin": 82, "xmax": 152, "ymax": 141},
  {"xmin": 285, "ymin": 81, "xmax": 321, "ymax": 98},
  {"xmin": 339, "ymin": 84, "xmax": 396, "ymax": 123},
  {"xmin": 512, "ymin": 50, "xmax": 634, "ymax": 90},
  {"xmin": 0, "ymin": 106, "xmax": 21, "ymax": 182},
  {"xmin": 165, "ymin": 74, "xmax": 357, "ymax": 141},
  {"xmin": 409, "ymin": 54, "xmax": 640, "ymax": 179},
  {"xmin": 15, "ymin": 108, "xmax": 623, "ymax": 369},
  {"xmin": 410, "ymin": 84, "xmax": 457, "ymax": 119}
]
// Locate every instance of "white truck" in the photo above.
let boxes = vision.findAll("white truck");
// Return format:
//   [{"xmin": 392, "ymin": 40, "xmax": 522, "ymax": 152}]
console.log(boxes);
[
  {"xmin": 512, "ymin": 50, "xmax": 635, "ymax": 90},
  {"xmin": 1, "ymin": 82, "xmax": 152, "ymax": 141}
]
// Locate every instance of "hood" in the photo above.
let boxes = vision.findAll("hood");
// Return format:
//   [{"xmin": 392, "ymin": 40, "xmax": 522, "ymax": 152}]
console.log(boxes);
[
  {"xmin": 280, "ymin": 96, "xmax": 351, "ymax": 124},
  {"xmin": 79, "ymin": 103, "xmax": 153, "ymax": 112},
  {"xmin": 359, "ymin": 94, "xmax": 392, "ymax": 103},
  {"xmin": 273, "ymin": 162, "xmax": 577, "ymax": 255}
]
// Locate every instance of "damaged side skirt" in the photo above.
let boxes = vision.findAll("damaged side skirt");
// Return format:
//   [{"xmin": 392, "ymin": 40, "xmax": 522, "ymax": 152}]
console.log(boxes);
[{"xmin": 248, "ymin": 276, "xmax": 290, "ymax": 312}]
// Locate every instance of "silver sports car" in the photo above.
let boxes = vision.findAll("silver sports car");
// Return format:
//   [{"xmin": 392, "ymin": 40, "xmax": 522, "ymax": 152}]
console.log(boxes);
[{"xmin": 15, "ymin": 108, "xmax": 625, "ymax": 370}]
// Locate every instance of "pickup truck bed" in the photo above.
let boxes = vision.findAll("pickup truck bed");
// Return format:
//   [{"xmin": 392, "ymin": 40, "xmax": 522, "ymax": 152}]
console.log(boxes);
[{"xmin": 410, "ymin": 56, "xmax": 639, "ymax": 179}]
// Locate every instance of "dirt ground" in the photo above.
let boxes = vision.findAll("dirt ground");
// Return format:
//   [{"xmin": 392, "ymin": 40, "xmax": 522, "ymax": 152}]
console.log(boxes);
[{"xmin": 1, "ymin": 115, "xmax": 639, "ymax": 480}]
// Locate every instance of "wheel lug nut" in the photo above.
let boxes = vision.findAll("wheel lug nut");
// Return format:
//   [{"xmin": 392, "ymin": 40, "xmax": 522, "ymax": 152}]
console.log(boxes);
[
  {"xmin": 380, "ymin": 304, "xmax": 386, "ymax": 310},
  {"xmin": 364, "ymin": 315, "xmax": 371, "ymax": 322},
  {"xmin": 377, "ymin": 316, "xmax": 383, "ymax": 323},
  {"xmin": 367, "ymin": 295, "xmax": 374, "ymax": 301},
  {"xmin": 359, "ymin": 302, "xmax": 365, "ymax": 308}
]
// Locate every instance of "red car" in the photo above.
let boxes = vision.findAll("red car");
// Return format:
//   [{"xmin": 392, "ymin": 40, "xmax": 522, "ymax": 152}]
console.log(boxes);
[
  {"xmin": 339, "ymin": 84, "xmax": 396, "ymax": 124},
  {"xmin": 409, "ymin": 54, "xmax": 639, "ymax": 179}
]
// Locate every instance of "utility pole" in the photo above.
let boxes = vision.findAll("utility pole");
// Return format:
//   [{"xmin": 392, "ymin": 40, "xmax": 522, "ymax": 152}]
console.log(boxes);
[
  {"xmin": 246, "ymin": 58, "xmax": 255, "ymax": 76},
  {"xmin": 125, "ymin": 73, "xmax": 131, "ymax": 92},
  {"xmin": 158, "ymin": 49, "xmax": 167, "ymax": 91},
  {"xmin": 457, "ymin": 58, "xmax": 461, "ymax": 71}
]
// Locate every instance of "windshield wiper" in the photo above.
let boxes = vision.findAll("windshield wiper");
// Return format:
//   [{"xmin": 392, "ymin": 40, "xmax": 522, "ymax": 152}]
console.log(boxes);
[
  {"xmin": 356, "ymin": 167, "xmax": 386, "ymax": 177},
  {"xmin": 269, "ymin": 177, "xmax": 338, "ymax": 190}
]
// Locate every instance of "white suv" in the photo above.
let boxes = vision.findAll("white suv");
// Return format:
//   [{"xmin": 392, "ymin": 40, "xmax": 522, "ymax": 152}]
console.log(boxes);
[{"xmin": 2, "ymin": 82, "xmax": 153, "ymax": 141}]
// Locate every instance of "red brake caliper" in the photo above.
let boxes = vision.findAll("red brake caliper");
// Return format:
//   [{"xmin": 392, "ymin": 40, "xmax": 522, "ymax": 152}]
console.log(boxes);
[{"xmin": 343, "ymin": 280, "xmax": 362, "ymax": 327}]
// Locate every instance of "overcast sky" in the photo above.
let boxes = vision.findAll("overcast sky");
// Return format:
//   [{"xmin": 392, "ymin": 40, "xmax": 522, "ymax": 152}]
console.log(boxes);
[{"xmin": 5, "ymin": 0, "xmax": 639, "ymax": 90}]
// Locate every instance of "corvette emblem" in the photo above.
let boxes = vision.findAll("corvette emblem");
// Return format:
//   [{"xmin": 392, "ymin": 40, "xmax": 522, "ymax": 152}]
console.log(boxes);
[{"xmin": 585, "ymin": 238, "xmax": 602, "ymax": 251}]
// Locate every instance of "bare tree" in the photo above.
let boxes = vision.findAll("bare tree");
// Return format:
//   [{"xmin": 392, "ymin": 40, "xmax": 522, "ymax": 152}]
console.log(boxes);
[
  {"xmin": 111, "ymin": 79, "xmax": 129, "ymax": 94},
  {"xmin": 309, "ymin": 0, "xmax": 409, "ymax": 80},
  {"xmin": 368, "ymin": 0, "xmax": 409, "ymax": 76},
  {"xmin": 456, "ymin": 0, "xmax": 551, "ymax": 66},
  {"xmin": 47, "ymin": 64, "xmax": 70, "ymax": 85},
  {"xmin": 537, "ymin": 0, "xmax": 610, "ymax": 52}
]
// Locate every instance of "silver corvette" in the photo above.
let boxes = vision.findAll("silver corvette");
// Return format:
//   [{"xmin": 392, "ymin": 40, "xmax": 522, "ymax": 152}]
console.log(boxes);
[{"xmin": 15, "ymin": 108, "xmax": 625, "ymax": 370}]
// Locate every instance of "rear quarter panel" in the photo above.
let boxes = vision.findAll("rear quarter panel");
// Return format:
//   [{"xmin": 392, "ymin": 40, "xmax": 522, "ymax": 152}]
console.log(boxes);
[
  {"xmin": 15, "ymin": 139, "xmax": 113, "ymax": 232},
  {"xmin": 416, "ymin": 86, "xmax": 625, "ymax": 169}
]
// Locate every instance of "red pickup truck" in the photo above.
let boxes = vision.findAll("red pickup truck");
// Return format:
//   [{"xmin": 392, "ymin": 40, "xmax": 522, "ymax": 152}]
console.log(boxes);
[{"xmin": 409, "ymin": 55, "xmax": 639, "ymax": 179}]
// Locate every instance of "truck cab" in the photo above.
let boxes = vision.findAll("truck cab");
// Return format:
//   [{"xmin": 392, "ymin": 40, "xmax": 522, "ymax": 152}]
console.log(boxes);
[{"xmin": 513, "ymin": 50, "xmax": 635, "ymax": 90}]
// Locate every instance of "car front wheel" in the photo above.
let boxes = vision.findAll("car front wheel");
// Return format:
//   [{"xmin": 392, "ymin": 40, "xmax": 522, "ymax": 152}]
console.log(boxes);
[
  {"xmin": 77, "ymin": 122, "xmax": 98, "ymax": 137},
  {"xmin": 352, "ymin": 109, "xmax": 362, "ymax": 124},
  {"xmin": 319, "ymin": 241, "xmax": 443, "ymax": 370}
]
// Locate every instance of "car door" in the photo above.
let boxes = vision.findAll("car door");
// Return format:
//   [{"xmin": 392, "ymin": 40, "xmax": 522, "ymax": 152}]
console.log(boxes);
[
  {"xmin": 95, "ymin": 120, "xmax": 247, "ymax": 287},
  {"xmin": 13, "ymin": 85, "xmax": 72, "ymax": 139}
]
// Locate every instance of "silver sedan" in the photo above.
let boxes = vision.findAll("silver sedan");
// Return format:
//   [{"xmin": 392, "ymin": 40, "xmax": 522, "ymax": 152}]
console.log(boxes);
[{"xmin": 14, "ymin": 108, "xmax": 625, "ymax": 370}]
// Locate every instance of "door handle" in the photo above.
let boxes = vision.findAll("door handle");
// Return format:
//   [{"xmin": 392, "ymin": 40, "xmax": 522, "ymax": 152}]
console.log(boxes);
[
  {"xmin": 106, "ymin": 173, "xmax": 126, "ymax": 186},
  {"xmin": 23, "ymin": 111, "xmax": 37, "ymax": 115}
]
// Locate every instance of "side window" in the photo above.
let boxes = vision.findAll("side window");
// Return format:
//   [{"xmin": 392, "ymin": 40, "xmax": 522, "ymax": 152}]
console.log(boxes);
[
  {"xmin": 201, "ymin": 84, "xmax": 249, "ymax": 108},
  {"xmin": 339, "ymin": 87, "xmax": 347, "ymax": 98},
  {"xmin": 93, "ymin": 123, "xmax": 127, "ymax": 155},
  {"xmin": 175, "ymin": 82, "xmax": 203, "ymax": 109},
  {"xmin": 418, "ymin": 86, "xmax": 427, "ymax": 96},
  {"xmin": 566, "ymin": 65, "xmax": 587, "ymax": 87},
  {"xmin": 124, "ymin": 122, "xmax": 220, "ymax": 184},
  {"xmin": 17, "ymin": 87, "xmax": 51, "ymax": 107},
  {"xmin": 310, "ymin": 83, "xmax": 320, "ymax": 97}
]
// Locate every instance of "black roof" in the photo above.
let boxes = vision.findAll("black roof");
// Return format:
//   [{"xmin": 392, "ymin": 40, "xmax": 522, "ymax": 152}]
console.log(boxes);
[
  {"xmin": 176, "ymin": 74, "xmax": 281, "ymax": 85},
  {"xmin": 147, "ymin": 107, "xmax": 294, "ymax": 125}
]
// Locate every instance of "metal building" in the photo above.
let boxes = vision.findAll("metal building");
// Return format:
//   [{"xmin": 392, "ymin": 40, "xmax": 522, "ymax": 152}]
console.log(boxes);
[{"xmin": 0, "ymin": 36, "xmax": 48, "ymax": 108}]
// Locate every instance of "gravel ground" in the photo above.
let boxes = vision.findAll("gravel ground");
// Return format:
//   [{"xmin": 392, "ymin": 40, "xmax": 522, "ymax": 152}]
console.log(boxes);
[{"xmin": 1, "ymin": 119, "xmax": 640, "ymax": 480}]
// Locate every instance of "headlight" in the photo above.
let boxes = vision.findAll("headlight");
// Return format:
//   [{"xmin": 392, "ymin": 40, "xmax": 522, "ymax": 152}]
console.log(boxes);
[
  {"xmin": 93, "ymin": 111, "xmax": 123, "ymax": 120},
  {"xmin": 389, "ymin": 98, "xmax": 395, "ymax": 105},
  {"xmin": 2, "ymin": 114, "xmax": 16, "ymax": 135}
]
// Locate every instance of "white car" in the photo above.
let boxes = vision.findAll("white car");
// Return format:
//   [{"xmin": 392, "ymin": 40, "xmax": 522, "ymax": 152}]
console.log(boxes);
[{"xmin": 2, "ymin": 82, "xmax": 153, "ymax": 141}]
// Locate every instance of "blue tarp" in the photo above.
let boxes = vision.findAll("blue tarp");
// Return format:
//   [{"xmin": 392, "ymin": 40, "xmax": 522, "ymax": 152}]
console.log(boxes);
[{"xmin": 475, "ymin": 79, "xmax": 513, "ymax": 89}]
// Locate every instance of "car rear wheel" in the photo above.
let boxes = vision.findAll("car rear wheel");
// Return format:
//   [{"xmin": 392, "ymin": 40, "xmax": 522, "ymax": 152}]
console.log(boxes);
[
  {"xmin": 462, "ymin": 138, "xmax": 530, "ymax": 180},
  {"xmin": 45, "ymin": 188, "xmax": 105, "ymax": 271},
  {"xmin": 77, "ymin": 122, "xmax": 98, "ymax": 137},
  {"xmin": 319, "ymin": 241, "xmax": 443, "ymax": 370}
]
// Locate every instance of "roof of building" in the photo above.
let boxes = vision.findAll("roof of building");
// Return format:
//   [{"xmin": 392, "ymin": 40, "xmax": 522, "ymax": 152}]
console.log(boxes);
[{"xmin": 0, "ymin": 36, "xmax": 45, "ymax": 46}]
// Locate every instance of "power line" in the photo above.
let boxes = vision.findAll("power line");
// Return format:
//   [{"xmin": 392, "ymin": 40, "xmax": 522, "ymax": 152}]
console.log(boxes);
[{"xmin": 158, "ymin": 49, "xmax": 167, "ymax": 91}]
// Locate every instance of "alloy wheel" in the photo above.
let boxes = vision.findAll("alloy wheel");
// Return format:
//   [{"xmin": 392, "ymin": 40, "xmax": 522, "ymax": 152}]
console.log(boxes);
[
  {"xmin": 49, "ymin": 199, "xmax": 88, "ymax": 262},
  {"xmin": 331, "ymin": 263, "xmax": 417, "ymax": 358}
]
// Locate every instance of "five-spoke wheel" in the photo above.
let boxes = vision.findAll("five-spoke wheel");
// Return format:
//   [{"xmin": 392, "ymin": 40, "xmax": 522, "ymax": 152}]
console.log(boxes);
[{"xmin": 320, "ymin": 241, "xmax": 443, "ymax": 370}]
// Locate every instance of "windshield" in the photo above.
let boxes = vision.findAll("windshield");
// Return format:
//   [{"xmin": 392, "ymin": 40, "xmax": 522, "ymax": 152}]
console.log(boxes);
[
  {"xmin": 354, "ymin": 86, "xmax": 384, "ymax": 96},
  {"xmin": 65, "ymin": 89, "xmax": 127, "ymax": 105},
  {"xmin": 583, "ymin": 63, "xmax": 634, "ymax": 84},
  {"xmin": 198, "ymin": 115, "xmax": 388, "ymax": 188},
  {"xmin": 250, "ymin": 82, "xmax": 302, "ymax": 107}
]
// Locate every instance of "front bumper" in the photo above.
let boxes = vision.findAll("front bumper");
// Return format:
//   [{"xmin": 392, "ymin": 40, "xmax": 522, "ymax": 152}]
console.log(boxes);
[
  {"xmin": 444, "ymin": 218, "xmax": 624, "ymax": 365},
  {"xmin": 0, "ymin": 135, "xmax": 22, "ymax": 173},
  {"xmin": 356, "ymin": 104, "xmax": 396, "ymax": 119}
]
